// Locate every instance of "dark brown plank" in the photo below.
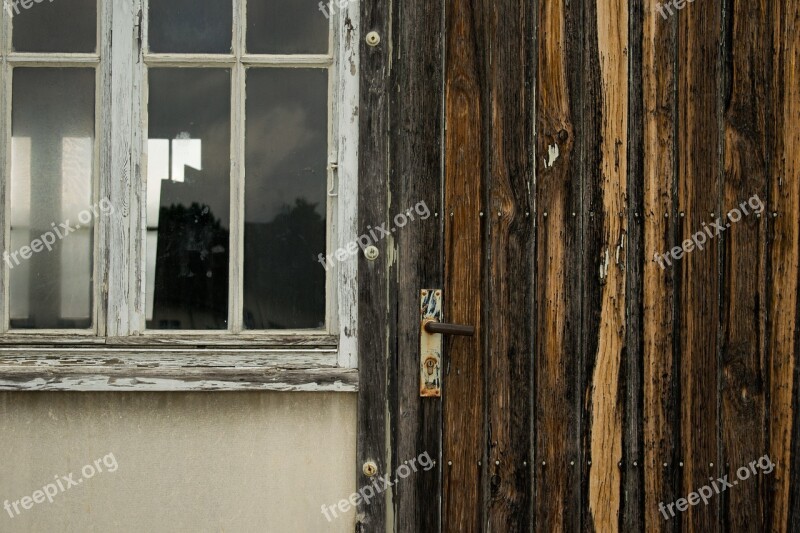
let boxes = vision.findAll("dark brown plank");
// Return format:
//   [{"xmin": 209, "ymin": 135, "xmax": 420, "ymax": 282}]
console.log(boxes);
[
  {"xmin": 676, "ymin": 0, "xmax": 723, "ymax": 529},
  {"xmin": 534, "ymin": 0, "xmax": 584, "ymax": 529},
  {"xmin": 721, "ymin": 0, "xmax": 769, "ymax": 530},
  {"xmin": 642, "ymin": 0, "xmax": 679, "ymax": 530},
  {"xmin": 768, "ymin": 1, "xmax": 800, "ymax": 530},
  {"xmin": 356, "ymin": 0, "xmax": 391, "ymax": 527},
  {"xmin": 624, "ymin": 0, "xmax": 646, "ymax": 530},
  {"xmin": 443, "ymin": 0, "xmax": 485, "ymax": 529},
  {"xmin": 582, "ymin": 0, "xmax": 630, "ymax": 529},
  {"xmin": 389, "ymin": 0, "xmax": 445, "ymax": 529},
  {"xmin": 481, "ymin": 0, "xmax": 535, "ymax": 528}
]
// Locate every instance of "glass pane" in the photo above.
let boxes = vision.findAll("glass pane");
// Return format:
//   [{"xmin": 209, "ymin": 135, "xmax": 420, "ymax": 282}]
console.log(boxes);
[
  {"xmin": 244, "ymin": 68, "xmax": 327, "ymax": 329},
  {"xmin": 148, "ymin": 0, "xmax": 232, "ymax": 54},
  {"xmin": 147, "ymin": 69, "xmax": 231, "ymax": 330},
  {"xmin": 9, "ymin": 68, "xmax": 95, "ymax": 329},
  {"xmin": 247, "ymin": 0, "xmax": 329, "ymax": 54},
  {"xmin": 11, "ymin": 0, "xmax": 96, "ymax": 53}
]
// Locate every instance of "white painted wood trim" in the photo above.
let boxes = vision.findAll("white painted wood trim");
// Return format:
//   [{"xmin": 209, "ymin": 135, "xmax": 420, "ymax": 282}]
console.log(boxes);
[
  {"xmin": 0, "ymin": 6, "xmax": 8, "ymax": 335},
  {"xmin": 334, "ymin": 0, "xmax": 359, "ymax": 368},
  {"xmin": 0, "ymin": 348, "xmax": 357, "ymax": 391}
]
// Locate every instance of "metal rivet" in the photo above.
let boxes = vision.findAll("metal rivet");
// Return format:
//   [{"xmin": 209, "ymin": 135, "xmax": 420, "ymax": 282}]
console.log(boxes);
[
  {"xmin": 570, "ymin": 460, "xmax": 575, "ymax": 466},
  {"xmin": 663, "ymin": 462, "xmax": 668, "ymax": 468},
  {"xmin": 497, "ymin": 212, "xmax": 502, "ymax": 217},
  {"xmin": 435, "ymin": 290, "xmax": 441, "ymax": 296},
  {"xmin": 680, "ymin": 212, "xmax": 685, "ymax": 218},
  {"xmin": 541, "ymin": 461, "xmax": 546, "ymax": 466},
  {"xmin": 366, "ymin": 31, "xmax": 381, "ymax": 47},
  {"xmin": 364, "ymin": 245, "xmax": 380, "ymax": 261},
  {"xmin": 709, "ymin": 462, "xmax": 714, "ymax": 467},
  {"xmin": 448, "ymin": 461, "xmax": 452, "ymax": 466},
  {"xmin": 363, "ymin": 461, "xmax": 378, "ymax": 477},
  {"xmin": 543, "ymin": 212, "xmax": 548, "ymax": 218},
  {"xmin": 495, "ymin": 461, "xmax": 500, "ymax": 466},
  {"xmin": 679, "ymin": 462, "xmax": 684, "ymax": 467},
  {"xmin": 479, "ymin": 212, "xmax": 484, "ymax": 217}
]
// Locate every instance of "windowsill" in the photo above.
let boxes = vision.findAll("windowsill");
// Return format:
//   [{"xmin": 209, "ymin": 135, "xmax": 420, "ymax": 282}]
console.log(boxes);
[{"xmin": 0, "ymin": 347, "xmax": 357, "ymax": 392}]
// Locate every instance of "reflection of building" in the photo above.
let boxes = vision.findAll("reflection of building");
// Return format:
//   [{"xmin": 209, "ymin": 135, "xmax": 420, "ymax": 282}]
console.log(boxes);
[{"xmin": 10, "ymin": 136, "xmax": 93, "ymax": 329}]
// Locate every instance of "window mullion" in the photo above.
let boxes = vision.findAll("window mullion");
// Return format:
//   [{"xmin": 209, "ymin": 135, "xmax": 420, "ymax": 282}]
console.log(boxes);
[
  {"xmin": 0, "ymin": 13, "xmax": 8, "ymax": 334},
  {"xmin": 106, "ymin": 0, "xmax": 144, "ymax": 337},
  {"xmin": 228, "ymin": 0, "xmax": 246, "ymax": 333}
]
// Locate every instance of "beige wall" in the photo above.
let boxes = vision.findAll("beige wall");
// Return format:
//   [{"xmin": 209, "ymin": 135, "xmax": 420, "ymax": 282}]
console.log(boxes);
[{"xmin": 0, "ymin": 392, "xmax": 357, "ymax": 532}]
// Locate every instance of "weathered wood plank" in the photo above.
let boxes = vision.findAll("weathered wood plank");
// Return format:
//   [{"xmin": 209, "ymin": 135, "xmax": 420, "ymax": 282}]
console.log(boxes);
[
  {"xmin": 623, "ymin": 0, "xmax": 645, "ymax": 530},
  {"xmin": 642, "ymin": 0, "xmax": 679, "ymax": 530},
  {"xmin": 389, "ymin": 0, "xmax": 444, "ymax": 528},
  {"xmin": 721, "ymin": 0, "xmax": 769, "ymax": 530},
  {"xmin": 355, "ymin": 0, "xmax": 391, "ymax": 527},
  {"xmin": 768, "ymin": 1, "xmax": 800, "ymax": 530},
  {"xmin": 676, "ymin": 0, "xmax": 723, "ymax": 529},
  {"xmin": 583, "ymin": 0, "xmax": 629, "ymax": 529},
  {"xmin": 443, "ymin": 0, "xmax": 485, "ymax": 527},
  {"xmin": 483, "ymin": 0, "xmax": 535, "ymax": 527},
  {"xmin": 0, "ymin": 355, "xmax": 356, "ymax": 392},
  {"xmin": 534, "ymin": 0, "xmax": 584, "ymax": 528}
]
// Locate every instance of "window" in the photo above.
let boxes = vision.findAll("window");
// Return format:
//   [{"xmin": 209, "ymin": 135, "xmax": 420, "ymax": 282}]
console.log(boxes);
[{"xmin": 0, "ymin": 0, "xmax": 359, "ymax": 381}]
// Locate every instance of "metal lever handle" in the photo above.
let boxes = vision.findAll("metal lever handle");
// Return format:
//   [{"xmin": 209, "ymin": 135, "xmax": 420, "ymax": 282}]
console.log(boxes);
[{"xmin": 423, "ymin": 320, "xmax": 475, "ymax": 337}]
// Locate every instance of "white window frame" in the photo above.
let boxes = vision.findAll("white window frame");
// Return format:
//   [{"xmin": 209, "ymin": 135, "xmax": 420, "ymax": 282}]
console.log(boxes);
[{"xmin": 0, "ymin": 0, "xmax": 359, "ymax": 390}]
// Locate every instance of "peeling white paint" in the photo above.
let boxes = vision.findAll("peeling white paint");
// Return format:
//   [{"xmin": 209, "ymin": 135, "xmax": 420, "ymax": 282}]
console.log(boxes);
[
  {"xmin": 599, "ymin": 247, "xmax": 610, "ymax": 282},
  {"xmin": 544, "ymin": 143, "xmax": 560, "ymax": 168}
]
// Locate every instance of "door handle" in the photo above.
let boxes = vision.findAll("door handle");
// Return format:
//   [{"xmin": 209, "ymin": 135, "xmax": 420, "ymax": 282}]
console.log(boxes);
[
  {"xmin": 423, "ymin": 319, "xmax": 475, "ymax": 337},
  {"xmin": 420, "ymin": 289, "xmax": 476, "ymax": 398}
]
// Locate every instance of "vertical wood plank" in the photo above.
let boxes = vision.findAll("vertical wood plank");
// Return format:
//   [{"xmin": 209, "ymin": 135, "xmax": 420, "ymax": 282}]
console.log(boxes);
[
  {"xmin": 768, "ymin": 0, "xmax": 800, "ymax": 530},
  {"xmin": 721, "ymin": 0, "xmax": 769, "ymax": 530},
  {"xmin": 355, "ymin": 0, "xmax": 391, "ymax": 528},
  {"xmin": 534, "ymin": 0, "xmax": 583, "ymax": 529},
  {"xmin": 443, "ymin": 0, "xmax": 484, "ymax": 528},
  {"xmin": 676, "ymin": 0, "xmax": 723, "ymax": 529},
  {"xmin": 390, "ymin": 0, "xmax": 444, "ymax": 528},
  {"xmin": 642, "ymin": 0, "xmax": 679, "ymax": 530},
  {"xmin": 482, "ymin": 0, "xmax": 535, "ymax": 527},
  {"xmin": 623, "ymin": 0, "xmax": 645, "ymax": 530},
  {"xmin": 583, "ymin": 0, "xmax": 629, "ymax": 529}
]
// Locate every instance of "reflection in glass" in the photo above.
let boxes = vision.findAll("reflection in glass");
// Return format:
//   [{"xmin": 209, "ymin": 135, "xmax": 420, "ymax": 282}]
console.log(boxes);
[
  {"xmin": 9, "ymin": 69, "xmax": 95, "ymax": 329},
  {"xmin": 148, "ymin": 0, "xmax": 232, "ymax": 54},
  {"xmin": 244, "ymin": 68, "xmax": 327, "ymax": 329},
  {"xmin": 11, "ymin": 0, "xmax": 96, "ymax": 53},
  {"xmin": 147, "ymin": 69, "xmax": 231, "ymax": 330},
  {"xmin": 247, "ymin": 0, "xmax": 329, "ymax": 54}
]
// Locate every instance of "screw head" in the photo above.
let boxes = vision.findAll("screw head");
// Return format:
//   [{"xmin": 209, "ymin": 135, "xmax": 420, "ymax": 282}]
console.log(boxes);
[
  {"xmin": 364, "ymin": 245, "xmax": 379, "ymax": 261},
  {"xmin": 363, "ymin": 461, "xmax": 378, "ymax": 477},
  {"xmin": 366, "ymin": 31, "xmax": 381, "ymax": 47}
]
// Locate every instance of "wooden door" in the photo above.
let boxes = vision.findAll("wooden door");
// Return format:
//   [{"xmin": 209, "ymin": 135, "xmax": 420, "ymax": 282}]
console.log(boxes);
[{"xmin": 355, "ymin": 0, "xmax": 800, "ymax": 531}]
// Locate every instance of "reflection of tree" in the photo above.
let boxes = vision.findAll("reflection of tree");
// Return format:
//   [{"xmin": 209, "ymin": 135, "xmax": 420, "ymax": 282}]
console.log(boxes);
[
  {"xmin": 150, "ymin": 203, "xmax": 229, "ymax": 329},
  {"xmin": 244, "ymin": 198, "xmax": 325, "ymax": 329}
]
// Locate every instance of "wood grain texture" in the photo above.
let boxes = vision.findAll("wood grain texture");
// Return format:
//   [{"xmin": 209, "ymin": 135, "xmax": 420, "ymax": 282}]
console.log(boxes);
[
  {"xmin": 534, "ymin": 0, "xmax": 583, "ymax": 529},
  {"xmin": 768, "ymin": 0, "xmax": 800, "ymax": 530},
  {"xmin": 721, "ymin": 0, "xmax": 769, "ymax": 530},
  {"xmin": 355, "ymin": 0, "xmax": 391, "ymax": 527},
  {"xmin": 623, "ymin": 0, "xmax": 645, "ymax": 530},
  {"xmin": 482, "ymin": 0, "xmax": 535, "ymax": 528},
  {"xmin": 676, "ymin": 0, "xmax": 723, "ymax": 529},
  {"xmin": 389, "ymin": 0, "xmax": 444, "ymax": 528},
  {"xmin": 443, "ymin": 0, "xmax": 485, "ymax": 527},
  {"xmin": 642, "ymin": 1, "xmax": 679, "ymax": 531},
  {"xmin": 583, "ymin": 0, "xmax": 629, "ymax": 529}
]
